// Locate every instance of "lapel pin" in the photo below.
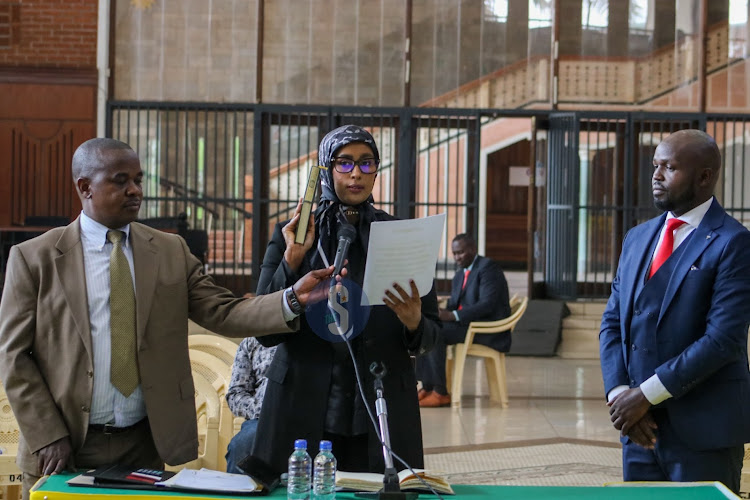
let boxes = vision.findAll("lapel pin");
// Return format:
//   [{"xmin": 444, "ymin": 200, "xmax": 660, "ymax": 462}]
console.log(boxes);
[{"xmin": 706, "ymin": 235, "xmax": 711, "ymax": 239}]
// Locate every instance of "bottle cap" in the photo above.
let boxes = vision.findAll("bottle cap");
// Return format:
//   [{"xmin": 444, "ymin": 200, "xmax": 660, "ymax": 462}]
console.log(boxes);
[
  {"xmin": 319, "ymin": 440, "xmax": 332, "ymax": 451},
  {"xmin": 294, "ymin": 439, "xmax": 307, "ymax": 449}
]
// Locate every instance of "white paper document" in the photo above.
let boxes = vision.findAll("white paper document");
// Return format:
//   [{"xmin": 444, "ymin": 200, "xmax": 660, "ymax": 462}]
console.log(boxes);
[
  {"xmin": 155, "ymin": 468, "xmax": 258, "ymax": 492},
  {"xmin": 362, "ymin": 213, "xmax": 446, "ymax": 306}
]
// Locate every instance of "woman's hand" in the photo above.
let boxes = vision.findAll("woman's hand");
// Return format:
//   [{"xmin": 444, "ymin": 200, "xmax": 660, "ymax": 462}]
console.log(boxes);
[
  {"xmin": 383, "ymin": 280, "xmax": 422, "ymax": 332},
  {"xmin": 282, "ymin": 198, "xmax": 315, "ymax": 272}
]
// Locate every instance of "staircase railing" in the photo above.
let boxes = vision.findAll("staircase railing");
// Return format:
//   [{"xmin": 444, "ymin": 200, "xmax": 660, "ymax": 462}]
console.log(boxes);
[{"xmin": 422, "ymin": 22, "xmax": 734, "ymax": 108}]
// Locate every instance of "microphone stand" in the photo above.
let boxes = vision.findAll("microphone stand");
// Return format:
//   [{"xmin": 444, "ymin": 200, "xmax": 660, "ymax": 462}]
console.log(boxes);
[
  {"xmin": 326, "ymin": 290, "xmax": 420, "ymax": 499},
  {"xmin": 355, "ymin": 363, "xmax": 418, "ymax": 500}
]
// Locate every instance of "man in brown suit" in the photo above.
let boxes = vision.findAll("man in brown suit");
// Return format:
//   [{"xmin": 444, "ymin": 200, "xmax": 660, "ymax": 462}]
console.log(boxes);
[{"xmin": 0, "ymin": 138, "xmax": 333, "ymax": 499}]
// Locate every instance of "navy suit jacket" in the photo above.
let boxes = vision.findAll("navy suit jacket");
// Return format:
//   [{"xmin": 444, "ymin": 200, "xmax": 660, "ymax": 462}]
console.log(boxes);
[
  {"xmin": 599, "ymin": 199, "xmax": 750, "ymax": 450},
  {"xmin": 447, "ymin": 255, "xmax": 511, "ymax": 351}
]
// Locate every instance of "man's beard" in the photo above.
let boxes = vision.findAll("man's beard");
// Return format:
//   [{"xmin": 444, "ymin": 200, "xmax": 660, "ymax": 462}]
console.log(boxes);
[
  {"xmin": 654, "ymin": 198, "xmax": 672, "ymax": 212},
  {"xmin": 653, "ymin": 186, "xmax": 695, "ymax": 213}
]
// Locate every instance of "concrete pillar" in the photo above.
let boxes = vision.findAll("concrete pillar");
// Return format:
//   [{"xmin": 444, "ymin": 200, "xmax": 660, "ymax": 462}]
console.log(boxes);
[
  {"xmin": 507, "ymin": 0, "xmax": 529, "ymax": 64},
  {"xmin": 607, "ymin": 0, "xmax": 629, "ymax": 57},
  {"xmin": 707, "ymin": 0, "xmax": 728, "ymax": 26},
  {"xmin": 653, "ymin": 0, "xmax": 676, "ymax": 49},
  {"xmin": 559, "ymin": 0, "xmax": 582, "ymax": 55},
  {"xmin": 459, "ymin": 0, "xmax": 483, "ymax": 85}
]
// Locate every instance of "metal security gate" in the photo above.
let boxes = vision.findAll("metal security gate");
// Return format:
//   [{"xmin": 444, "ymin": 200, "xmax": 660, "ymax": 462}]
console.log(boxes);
[
  {"xmin": 107, "ymin": 103, "xmax": 482, "ymax": 295},
  {"xmin": 546, "ymin": 113, "xmax": 579, "ymax": 299},
  {"xmin": 544, "ymin": 113, "xmax": 706, "ymax": 300},
  {"xmin": 104, "ymin": 102, "xmax": 750, "ymax": 300},
  {"xmin": 109, "ymin": 103, "xmax": 257, "ymax": 294},
  {"xmin": 708, "ymin": 116, "xmax": 750, "ymax": 229},
  {"xmin": 252, "ymin": 109, "xmax": 481, "ymax": 288}
]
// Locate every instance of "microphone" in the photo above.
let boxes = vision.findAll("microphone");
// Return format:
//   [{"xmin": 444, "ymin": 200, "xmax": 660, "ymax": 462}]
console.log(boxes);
[{"xmin": 332, "ymin": 223, "xmax": 356, "ymax": 277}]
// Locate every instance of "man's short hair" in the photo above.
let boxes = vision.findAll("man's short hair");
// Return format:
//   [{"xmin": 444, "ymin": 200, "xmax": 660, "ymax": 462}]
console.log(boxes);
[
  {"xmin": 453, "ymin": 233, "xmax": 476, "ymax": 248},
  {"xmin": 72, "ymin": 138, "xmax": 134, "ymax": 181}
]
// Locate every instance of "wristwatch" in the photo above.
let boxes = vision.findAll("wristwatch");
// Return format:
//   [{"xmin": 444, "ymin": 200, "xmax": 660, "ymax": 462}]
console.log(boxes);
[{"xmin": 285, "ymin": 287, "xmax": 304, "ymax": 315}]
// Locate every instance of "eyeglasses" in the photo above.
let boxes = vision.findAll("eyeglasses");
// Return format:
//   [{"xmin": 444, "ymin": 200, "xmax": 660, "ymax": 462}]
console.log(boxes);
[{"xmin": 332, "ymin": 157, "xmax": 379, "ymax": 174}]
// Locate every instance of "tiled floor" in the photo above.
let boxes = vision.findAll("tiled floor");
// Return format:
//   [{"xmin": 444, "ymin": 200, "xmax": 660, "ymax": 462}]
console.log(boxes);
[
  {"xmin": 419, "ymin": 355, "xmax": 626, "ymax": 486},
  {"xmin": 420, "ymin": 356, "xmax": 618, "ymax": 451},
  {"xmin": 425, "ymin": 443, "xmax": 622, "ymax": 487},
  {"xmin": 421, "ymin": 272, "xmax": 620, "ymax": 450}
]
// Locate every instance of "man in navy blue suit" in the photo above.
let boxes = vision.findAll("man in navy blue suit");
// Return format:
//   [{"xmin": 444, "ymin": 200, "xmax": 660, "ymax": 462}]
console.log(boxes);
[
  {"xmin": 417, "ymin": 233, "xmax": 510, "ymax": 407},
  {"xmin": 599, "ymin": 129, "xmax": 750, "ymax": 493}
]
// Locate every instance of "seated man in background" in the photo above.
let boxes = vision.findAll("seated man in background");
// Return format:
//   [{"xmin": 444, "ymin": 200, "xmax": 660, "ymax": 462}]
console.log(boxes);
[
  {"xmin": 225, "ymin": 336, "xmax": 276, "ymax": 473},
  {"xmin": 417, "ymin": 233, "xmax": 511, "ymax": 407}
]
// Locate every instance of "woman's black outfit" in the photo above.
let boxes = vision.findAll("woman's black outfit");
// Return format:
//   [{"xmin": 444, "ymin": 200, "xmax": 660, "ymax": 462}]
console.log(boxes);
[{"xmin": 249, "ymin": 207, "xmax": 440, "ymax": 475}]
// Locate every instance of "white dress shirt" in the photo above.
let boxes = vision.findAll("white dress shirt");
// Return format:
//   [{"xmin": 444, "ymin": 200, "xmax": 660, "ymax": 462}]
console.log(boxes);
[
  {"xmin": 80, "ymin": 212, "xmax": 147, "ymax": 426},
  {"xmin": 608, "ymin": 197, "xmax": 714, "ymax": 405}
]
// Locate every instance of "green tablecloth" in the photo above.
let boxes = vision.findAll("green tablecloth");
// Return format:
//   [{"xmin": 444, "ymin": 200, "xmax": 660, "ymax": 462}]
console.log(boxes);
[{"xmin": 31, "ymin": 473, "xmax": 737, "ymax": 500}]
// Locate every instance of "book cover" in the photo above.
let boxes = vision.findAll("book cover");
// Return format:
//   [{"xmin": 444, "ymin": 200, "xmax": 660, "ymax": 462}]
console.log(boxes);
[{"xmin": 295, "ymin": 164, "xmax": 325, "ymax": 244}]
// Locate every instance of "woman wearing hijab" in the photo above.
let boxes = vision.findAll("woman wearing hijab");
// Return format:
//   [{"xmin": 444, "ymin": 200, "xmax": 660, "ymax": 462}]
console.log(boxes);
[{"xmin": 249, "ymin": 125, "xmax": 440, "ymax": 475}]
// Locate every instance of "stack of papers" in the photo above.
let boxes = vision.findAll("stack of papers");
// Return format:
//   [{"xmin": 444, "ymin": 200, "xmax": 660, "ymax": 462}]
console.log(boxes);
[
  {"xmin": 67, "ymin": 466, "xmax": 262, "ymax": 495},
  {"xmin": 156, "ymin": 468, "xmax": 259, "ymax": 493}
]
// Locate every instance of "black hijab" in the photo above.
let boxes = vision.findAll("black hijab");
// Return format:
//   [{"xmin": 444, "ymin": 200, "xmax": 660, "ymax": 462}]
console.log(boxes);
[{"xmin": 312, "ymin": 125, "xmax": 380, "ymax": 271}]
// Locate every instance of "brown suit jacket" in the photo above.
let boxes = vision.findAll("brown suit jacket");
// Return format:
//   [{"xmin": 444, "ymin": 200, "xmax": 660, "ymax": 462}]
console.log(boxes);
[{"xmin": 0, "ymin": 217, "xmax": 293, "ymax": 471}]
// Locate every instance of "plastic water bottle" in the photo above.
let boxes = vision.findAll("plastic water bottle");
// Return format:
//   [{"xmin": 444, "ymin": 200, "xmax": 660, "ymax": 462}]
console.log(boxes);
[
  {"xmin": 312, "ymin": 440, "xmax": 337, "ymax": 500},
  {"xmin": 287, "ymin": 439, "xmax": 312, "ymax": 500}
]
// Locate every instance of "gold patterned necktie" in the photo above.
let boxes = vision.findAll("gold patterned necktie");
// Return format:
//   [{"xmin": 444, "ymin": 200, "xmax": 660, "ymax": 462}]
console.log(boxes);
[{"xmin": 107, "ymin": 230, "xmax": 139, "ymax": 397}]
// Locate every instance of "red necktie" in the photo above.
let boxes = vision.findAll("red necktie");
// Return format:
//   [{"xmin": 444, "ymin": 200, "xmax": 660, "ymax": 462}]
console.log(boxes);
[
  {"xmin": 649, "ymin": 218, "xmax": 686, "ymax": 279},
  {"xmin": 458, "ymin": 269, "xmax": 470, "ymax": 310}
]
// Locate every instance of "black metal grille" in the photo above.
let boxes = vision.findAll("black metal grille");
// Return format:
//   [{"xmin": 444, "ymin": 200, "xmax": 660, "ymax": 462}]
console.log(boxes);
[{"xmin": 105, "ymin": 103, "xmax": 750, "ymax": 299}]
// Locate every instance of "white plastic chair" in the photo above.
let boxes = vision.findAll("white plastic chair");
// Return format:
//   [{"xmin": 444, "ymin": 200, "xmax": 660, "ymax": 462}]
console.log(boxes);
[
  {"xmin": 188, "ymin": 334, "xmax": 239, "ymax": 367},
  {"xmin": 0, "ymin": 382, "xmax": 28, "ymax": 499},
  {"xmin": 447, "ymin": 297, "xmax": 529, "ymax": 408},
  {"xmin": 188, "ymin": 349, "xmax": 237, "ymax": 471}
]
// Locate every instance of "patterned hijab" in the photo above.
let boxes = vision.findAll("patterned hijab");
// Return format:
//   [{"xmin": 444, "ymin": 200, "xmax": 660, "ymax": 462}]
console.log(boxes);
[{"xmin": 312, "ymin": 125, "xmax": 380, "ymax": 270}]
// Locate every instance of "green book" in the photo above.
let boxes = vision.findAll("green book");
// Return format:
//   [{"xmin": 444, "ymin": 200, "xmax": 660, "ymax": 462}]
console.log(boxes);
[{"xmin": 295, "ymin": 164, "xmax": 325, "ymax": 244}]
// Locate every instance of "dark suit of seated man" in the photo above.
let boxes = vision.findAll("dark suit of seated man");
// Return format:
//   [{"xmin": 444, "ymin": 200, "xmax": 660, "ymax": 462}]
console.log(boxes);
[{"xmin": 416, "ymin": 233, "xmax": 511, "ymax": 407}]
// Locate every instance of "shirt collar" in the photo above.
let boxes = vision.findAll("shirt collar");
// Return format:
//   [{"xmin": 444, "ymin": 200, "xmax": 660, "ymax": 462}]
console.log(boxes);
[
  {"xmin": 465, "ymin": 255, "xmax": 478, "ymax": 272},
  {"xmin": 667, "ymin": 196, "xmax": 713, "ymax": 229},
  {"xmin": 80, "ymin": 211, "xmax": 132, "ymax": 250}
]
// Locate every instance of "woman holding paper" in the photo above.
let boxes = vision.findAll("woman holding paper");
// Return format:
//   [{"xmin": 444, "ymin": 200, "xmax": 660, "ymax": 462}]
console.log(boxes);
[{"xmin": 250, "ymin": 125, "xmax": 440, "ymax": 476}]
